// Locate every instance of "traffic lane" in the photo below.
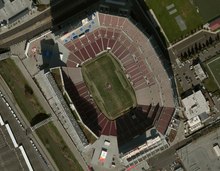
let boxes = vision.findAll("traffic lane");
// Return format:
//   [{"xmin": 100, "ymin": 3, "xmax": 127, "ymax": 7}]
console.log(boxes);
[{"xmin": 0, "ymin": 21, "xmax": 52, "ymax": 48}]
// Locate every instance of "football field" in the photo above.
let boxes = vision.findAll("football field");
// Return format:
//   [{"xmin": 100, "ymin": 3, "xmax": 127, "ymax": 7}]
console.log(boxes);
[
  {"xmin": 82, "ymin": 53, "xmax": 136, "ymax": 120},
  {"xmin": 207, "ymin": 56, "xmax": 220, "ymax": 89}
]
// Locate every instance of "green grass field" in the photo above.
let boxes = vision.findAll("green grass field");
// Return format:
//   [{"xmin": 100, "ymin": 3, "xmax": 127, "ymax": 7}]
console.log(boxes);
[
  {"xmin": 0, "ymin": 59, "xmax": 43, "ymax": 121},
  {"xmin": 82, "ymin": 53, "xmax": 136, "ymax": 120},
  {"xmin": 207, "ymin": 56, "xmax": 220, "ymax": 89},
  {"xmin": 0, "ymin": 59, "xmax": 83, "ymax": 171},
  {"xmin": 193, "ymin": 0, "xmax": 220, "ymax": 22},
  {"xmin": 145, "ymin": 0, "xmax": 203, "ymax": 43}
]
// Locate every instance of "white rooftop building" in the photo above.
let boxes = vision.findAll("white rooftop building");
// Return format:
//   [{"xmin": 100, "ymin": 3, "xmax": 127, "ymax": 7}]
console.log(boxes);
[
  {"xmin": 187, "ymin": 116, "xmax": 203, "ymax": 132},
  {"xmin": 194, "ymin": 63, "xmax": 207, "ymax": 81},
  {"xmin": 182, "ymin": 90, "xmax": 210, "ymax": 120}
]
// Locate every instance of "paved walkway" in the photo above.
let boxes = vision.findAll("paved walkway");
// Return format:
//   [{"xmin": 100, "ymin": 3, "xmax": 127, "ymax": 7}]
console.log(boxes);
[{"xmin": 11, "ymin": 55, "xmax": 88, "ymax": 171}]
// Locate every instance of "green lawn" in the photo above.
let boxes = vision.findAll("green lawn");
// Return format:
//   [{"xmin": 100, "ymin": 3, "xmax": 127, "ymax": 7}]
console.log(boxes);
[
  {"xmin": 145, "ymin": 0, "xmax": 203, "ymax": 43},
  {"xmin": 207, "ymin": 57, "xmax": 220, "ymax": 88},
  {"xmin": 202, "ymin": 57, "xmax": 220, "ymax": 96},
  {"xmin": 193, "ymin": 0, "xmax": 220, "ymax": 22},
  {"xmin": 82, "ymin": 53, "xmax": 136, "ymax": 120},
  {"xmin": 36, "ymin": 123, "xmax": 83, "ymax": 171},
  {"xmin": 0, "ymin": 59, "xmax": 44, "ymax": 121},
  {"xmin": 0, "ymin": 58, "xmax": 83, "ymax": 171}
]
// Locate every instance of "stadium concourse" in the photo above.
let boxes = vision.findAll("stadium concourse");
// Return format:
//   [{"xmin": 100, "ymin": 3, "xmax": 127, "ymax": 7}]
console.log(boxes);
[{"xmin": 57, "ymin": 12, "xmax": 175, "ymax": 168}]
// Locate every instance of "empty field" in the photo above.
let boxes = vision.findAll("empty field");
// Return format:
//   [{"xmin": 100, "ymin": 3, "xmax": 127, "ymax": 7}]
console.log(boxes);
[
  {"xmin": 82, "ymin": 53, "xmax": 136, "ymax": 120},
  {"xmin": 145, "ymin": 0, "xmax": 203, "ymax": 43}
]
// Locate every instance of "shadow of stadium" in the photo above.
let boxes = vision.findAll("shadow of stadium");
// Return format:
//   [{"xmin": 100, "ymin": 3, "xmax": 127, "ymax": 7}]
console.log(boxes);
[{"xmin": 61, "ymin": 69, "xmax": 101, "ymax": 137}]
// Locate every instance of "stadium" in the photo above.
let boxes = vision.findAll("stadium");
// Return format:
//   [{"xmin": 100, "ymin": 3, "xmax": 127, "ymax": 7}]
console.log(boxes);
[{"xmin": 57, "ymin": 12, "xmax": 175, "ymax": 168}]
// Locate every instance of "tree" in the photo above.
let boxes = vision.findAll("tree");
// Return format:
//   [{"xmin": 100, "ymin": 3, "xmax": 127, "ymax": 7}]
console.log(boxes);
[
  {"xmin": 194, "ymin": 43, "xmax": 198, "ymax": 53},
  {"xmin": 24, "ymin": 84, "xmax": 33, "ymax": 96},
  {"xmin": 187, "ymin": 48, "xmax": 191, "ymax": 57},
  {"xmin": 191, "ymin": 47, "xmax": 195, "ymax": 56},
  {"xmin": 209, "ymin": 37, "xmax": 213, "ymax": 45},
  {"xmin": 198, "ymin": 42, "xmax": 202, "ymax": 51}
]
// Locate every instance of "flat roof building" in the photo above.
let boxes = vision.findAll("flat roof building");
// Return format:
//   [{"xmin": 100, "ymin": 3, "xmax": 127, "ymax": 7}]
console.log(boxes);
[
  {"xmin": 213, "ymin": 144, "xmax": 220, "ymax": 157},
  {"xmin": 194, "ymin": 63, "xmax": 207, "ymax": 81},
  {"xmin": 187, "ymin": 116, "xmax": 203, "ymax": 133},
  {"xmin": 182, "ymin": 90, "xmax": 210, "ymax": 120}
]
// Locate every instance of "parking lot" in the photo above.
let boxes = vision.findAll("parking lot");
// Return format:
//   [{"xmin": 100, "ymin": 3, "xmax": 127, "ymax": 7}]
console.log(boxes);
[
  {"xmin": 174, "ymin": 59, "xmax": 201, "ymax": 93},
  {"xmin": 177, "ymin": 126, "xmax": 220, "ymax": 171},
  {"xmin": 0, "ymin": 92, "xmax": 49, "ymax": 171},
  {"xmin": 171, "ymin": 37, "xmax": 220, "ymax": 93},
  {"xmin": 0, "ymin": 126, "xmax": 26, "ymax": 170}
]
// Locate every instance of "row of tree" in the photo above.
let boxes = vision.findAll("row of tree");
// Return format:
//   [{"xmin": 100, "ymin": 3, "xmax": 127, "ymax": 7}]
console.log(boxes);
[{"xmin": 179, "ymin": 34, "xmax": 220, "ymax": 61}]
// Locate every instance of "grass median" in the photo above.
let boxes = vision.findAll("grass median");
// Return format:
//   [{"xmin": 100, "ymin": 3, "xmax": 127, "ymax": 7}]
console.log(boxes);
[
  {"xmin": 0, "ymin": 58, "xmax": 83, "ymax": 171},
  {"xmin": 36, "ymin": 123, "xmax": 84, "ymax": 171}
]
